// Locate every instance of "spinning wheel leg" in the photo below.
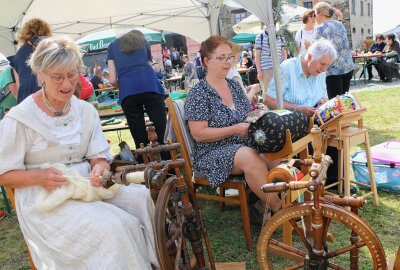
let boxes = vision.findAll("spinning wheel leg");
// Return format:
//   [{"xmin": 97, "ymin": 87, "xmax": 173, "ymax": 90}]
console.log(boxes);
[
  {"xmin": 257, "ymin": 202, "xmax": 386, "ymax": 270},
  {"xmin": 155, "ymin": 176, "xmax": 213, "ymax": 270}
]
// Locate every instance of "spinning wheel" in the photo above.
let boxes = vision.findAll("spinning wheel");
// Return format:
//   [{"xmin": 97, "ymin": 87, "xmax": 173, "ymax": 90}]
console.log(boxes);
[
  {"xmin": 107, "ymin": 122, "xmax": 215, "ymax": 270},
  {"xmin": 257, "ymin": 126, "xmax": 387, "ymax": 270},
  {"xmin": 155, "ymin": 175, "xmax": 211, "ymax": 270}
]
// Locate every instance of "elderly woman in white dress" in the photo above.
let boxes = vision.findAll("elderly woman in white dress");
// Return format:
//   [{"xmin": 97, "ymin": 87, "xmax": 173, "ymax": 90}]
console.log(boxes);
[{"xmin": 0, "ymin": 36, "xmax": 159, "ymax": 270}]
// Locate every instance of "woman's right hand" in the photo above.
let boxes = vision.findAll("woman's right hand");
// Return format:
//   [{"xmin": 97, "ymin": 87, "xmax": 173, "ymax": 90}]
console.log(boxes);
[
  {"xmin": 234, "ymin": 123, "xmax": 250, "ymax": 137},
  {"xmin": 40, "ymin": 168, "xmax": 69, "ymax": 192}
]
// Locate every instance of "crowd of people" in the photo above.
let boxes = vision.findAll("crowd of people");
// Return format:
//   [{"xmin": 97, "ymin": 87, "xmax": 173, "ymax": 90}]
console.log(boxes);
[{"xmin": 1, "ymin": 2, "xmax": 400, "ymax": 268}]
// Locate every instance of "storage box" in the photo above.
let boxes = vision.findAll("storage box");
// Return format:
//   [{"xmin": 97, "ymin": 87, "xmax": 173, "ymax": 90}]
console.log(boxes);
[{"xmin": 351, "ymin": 150, "xmax": 400, "ymax": 193}]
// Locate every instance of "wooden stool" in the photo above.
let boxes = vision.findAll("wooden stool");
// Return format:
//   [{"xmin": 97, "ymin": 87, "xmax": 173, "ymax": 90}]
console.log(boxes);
[{"xmin": 325, "ymin": 125, "xmax": 379, "ymax": 205}]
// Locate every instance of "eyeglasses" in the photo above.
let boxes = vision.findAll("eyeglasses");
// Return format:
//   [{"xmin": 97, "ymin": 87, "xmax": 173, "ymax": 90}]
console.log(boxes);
[
  {"xmin": 45, "ymin": 71, "xmax": 80, "ymax": 84},
  {"xmin": 209, "ymin": 55, "xmax": 235, "ymax": 63}
]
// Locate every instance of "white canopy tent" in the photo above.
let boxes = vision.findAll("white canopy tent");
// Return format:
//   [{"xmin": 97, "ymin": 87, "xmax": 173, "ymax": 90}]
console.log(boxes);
[
  {"xmin": 0, "ymin": 0, "xmax": 223, "ymax": 57},
  {"xmin": 232, "ymin": 4, "xmax": 307, "ymax": 34}
]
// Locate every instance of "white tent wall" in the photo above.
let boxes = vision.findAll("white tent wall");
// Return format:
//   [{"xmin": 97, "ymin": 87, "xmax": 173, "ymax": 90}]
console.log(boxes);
[
  {"xmin": 0, "ymin": 0, "xmax": 223, "ymax": 57},
  {"xmin": 226, "ymin": 0, "xmax": 284, "ymax": 109}
]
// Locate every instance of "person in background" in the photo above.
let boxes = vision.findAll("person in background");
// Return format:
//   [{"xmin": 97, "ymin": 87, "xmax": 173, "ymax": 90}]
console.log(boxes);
[
  {"xmin": 227, "ymin": 44, "xmax": 259, "ymax": 103},
  {"xmin": 240, "ymin": 51, "xmax": 254, "ymax": 69},
  {"xmin": 163, "ymin": 55, "xmax": 173, "ymax": 77},
  {"xmin": 195, "ymin": 50, "xmax": 202, "ymax": 67},
  {"xmin": 295, "ymin": 9, "xmax": 317, "ymax": 54},
  {"xmin": 90, "ymin": 67, "xmax": 104, "ymax": 90},
  {"xmin": 366, "ymin": 34, "xmax": 386, "ymax": 81},
  {"xmin": 107, "ymin": 30, "xmax": 167, "ymax": 151},
  {"xmin": 265, "ymin": 39, "xmax": 337, "ymax": 117},
  {"xmin": 184, "ymin": 36, "xmax": 282, "ymax": 218},
  {"xmin": 86, "ymin": 67, "xmax": 94, "ymax": 80},
  {"xmin": 255, "ymin": 27, "xmax": 287, "ymax": 99},
  {"xmin": 314, "ymin": 2, "xmax": 354, "ymax": 99},
  {"xmin": 314, "ymin": 2, "xmax": 353, "ymax": 188},
  {"xmin": 182, "ymin": 54, "xmax": 197, "ymax": 88},
  {"xmin": 382, "ymin": 33, "xmax": 400, "ymax": 63},
  {"xmin": 363, "ymin": 35, "xmax": 374, "ymax": 53},
  {"xmin": 0, "ymin": 36, "xmax": 158, "ymax": 269},
  {"xmin": 102, "ymin": 70, "xmax": 112, "ymax": 87},
  {"xmin": 11, "ymin": 18, "xmax": 52, "ymax": 104}
]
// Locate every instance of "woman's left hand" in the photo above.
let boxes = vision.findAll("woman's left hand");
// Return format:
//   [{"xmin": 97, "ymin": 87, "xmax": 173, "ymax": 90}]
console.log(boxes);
[{"xmin": 89, "ymin": 159, "xmax": 110, "ymax": 187}]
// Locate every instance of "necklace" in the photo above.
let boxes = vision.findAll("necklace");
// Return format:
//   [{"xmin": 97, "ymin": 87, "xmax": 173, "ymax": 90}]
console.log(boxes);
[
  {"xmin": 305, "ymin": 28, "xmax": 315, "ymax": 34},
  {"xmin": 42, "ymin": 89, "xmax": 70, "ymax": 117}
]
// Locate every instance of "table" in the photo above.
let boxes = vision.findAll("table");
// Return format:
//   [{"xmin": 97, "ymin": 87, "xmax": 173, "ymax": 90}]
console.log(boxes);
[
  {"xmin": 352, "ymin": 53, "xmax": 382, "ymax": 84},
  {"xmin": 98, "ymin": 108, "xmax": 128, "ymax": 141},
  {"xmin": 165, "ymin": 73, "xmax": 183, "ymax": 91}
]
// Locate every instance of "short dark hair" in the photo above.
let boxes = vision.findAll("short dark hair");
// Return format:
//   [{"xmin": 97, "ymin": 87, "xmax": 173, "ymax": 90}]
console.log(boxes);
[
  {"xmin": 376, "ymin": 34, "xmax": 385, "ymax": 41},
  {"xmin": 386, "ymin": 33, "xmax": 396, "ymax": 42}
]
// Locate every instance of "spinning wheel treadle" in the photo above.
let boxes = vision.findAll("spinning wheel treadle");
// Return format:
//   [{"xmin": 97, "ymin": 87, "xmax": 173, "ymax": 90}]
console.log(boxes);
[{"xmin": 257, "ymin": 126, "xmax": 387, "ymax": 270}]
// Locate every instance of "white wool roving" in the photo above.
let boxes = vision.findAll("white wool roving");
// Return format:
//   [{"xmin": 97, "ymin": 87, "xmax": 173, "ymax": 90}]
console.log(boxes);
[{"xmin": 35, "ymin": 163, "xmax": 121, "ymax": 212}]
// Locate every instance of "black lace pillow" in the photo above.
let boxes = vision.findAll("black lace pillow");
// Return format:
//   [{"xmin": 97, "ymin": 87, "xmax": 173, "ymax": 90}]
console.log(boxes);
[{"xmin": 248, "ymin": 109, "xmax": 309, "ymax": 153}]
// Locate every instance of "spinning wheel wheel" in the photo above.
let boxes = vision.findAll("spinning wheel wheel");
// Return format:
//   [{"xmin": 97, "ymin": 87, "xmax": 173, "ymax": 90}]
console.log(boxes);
[
  {"xmin": 155, "ymin": 176, "xmax": 212, "ymax": 270},
  {"xmin": 257, "ymin": 126, "xmax": 387, "ymax": 270},
  {"xmin": 257, "ymin": 202, "xmax": 386, "ymax": 270}
]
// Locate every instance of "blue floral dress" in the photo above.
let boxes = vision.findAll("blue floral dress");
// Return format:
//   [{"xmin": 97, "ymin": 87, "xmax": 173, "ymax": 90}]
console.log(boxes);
[
  {"xmin": 315, "ymin": 20, "xmax": 355, "ymax": 76},
  {"xmin": 184, "ymin": 79, "xmax": 252, "ymax": 187}
]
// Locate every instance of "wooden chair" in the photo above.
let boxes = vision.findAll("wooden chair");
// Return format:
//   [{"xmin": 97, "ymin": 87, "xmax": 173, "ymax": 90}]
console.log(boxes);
[
  {"xmin": 166, "ymin": 97, "xmax": 253, "ymax": 251},
  {"xmin": 4, "ymin": 187, "xmax": 37, "ymax": 270}
]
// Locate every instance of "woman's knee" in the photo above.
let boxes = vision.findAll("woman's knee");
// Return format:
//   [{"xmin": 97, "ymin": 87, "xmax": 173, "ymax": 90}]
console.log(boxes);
[{"xmin": 234, "ymin": 147, "xmax": 267, "ymax": 172}]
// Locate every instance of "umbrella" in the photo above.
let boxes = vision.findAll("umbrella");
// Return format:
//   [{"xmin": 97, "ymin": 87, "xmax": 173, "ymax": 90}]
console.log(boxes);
[
  {"xmin": 76, "ymin": 28, "xmax": 165, "ymax": 52},
  {"xmin": 230, "ymin": 33, "xmax": 257, "ymax": 43}
]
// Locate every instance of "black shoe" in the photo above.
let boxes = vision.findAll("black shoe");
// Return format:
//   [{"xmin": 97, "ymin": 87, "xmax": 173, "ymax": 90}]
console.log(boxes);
[{"xmin": 368, "ymin": 76, "xmax": 373, "ymax": 81}]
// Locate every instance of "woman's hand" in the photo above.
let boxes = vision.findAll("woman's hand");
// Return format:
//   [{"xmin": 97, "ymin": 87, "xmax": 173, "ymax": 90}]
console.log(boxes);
[
  {"xmin": 234, "ymin": 123, "xmax": 250, "ymax": 137},
  {"xmin": 40, "ymin": 167, "xmax": 69, "ymax": 192},
  {"xmin": 89, "ymin": 159, "xmax": 110, "ymax": 187}
]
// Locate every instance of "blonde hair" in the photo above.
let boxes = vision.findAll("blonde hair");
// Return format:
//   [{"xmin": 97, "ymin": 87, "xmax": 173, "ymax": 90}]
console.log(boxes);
[
  {"xmin": 18, "ymin": 18, "xmax": 52, "ymax": 44},
  {"xmin": 314, "ymin": 2, "xmax": 334, "ymax": 18},
  {"xmin": 231, "ymin": 43, "xmax": 243, "ymax": 56},
  {"xmin": 28, "ymin": 36, "xmax": 84, "ymax": 74}
]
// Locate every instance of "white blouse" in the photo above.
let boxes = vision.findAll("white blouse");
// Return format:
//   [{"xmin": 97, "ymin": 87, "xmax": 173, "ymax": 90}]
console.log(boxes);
[{"xmin": 0, "ymin": 95, "xmax": 112, "ymax": 176}]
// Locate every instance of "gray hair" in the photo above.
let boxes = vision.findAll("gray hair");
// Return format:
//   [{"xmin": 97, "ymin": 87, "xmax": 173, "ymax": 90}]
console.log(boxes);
[
  {"xmin": 305, "ymin": 38, "xmax": 337, "ymax": 62},
  {"xmin": 28, "ymin": 36, "xmax": 84, "ymax": 74}
]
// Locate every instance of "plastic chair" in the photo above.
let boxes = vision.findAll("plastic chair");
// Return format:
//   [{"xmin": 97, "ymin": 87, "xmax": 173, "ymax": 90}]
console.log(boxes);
[{"xmin": 165, "ymin": 97, "xmax": 253, "ymax": 251}]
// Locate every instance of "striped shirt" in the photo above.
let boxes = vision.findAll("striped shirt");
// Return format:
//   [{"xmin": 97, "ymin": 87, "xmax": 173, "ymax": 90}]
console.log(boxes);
[
  {"xmin": 267, "ymin": 56, "xmax": 328, "ymax": 107},
  {"xmin": 255, "ymin": 31, "xmax": 286, "ymax": 70}
]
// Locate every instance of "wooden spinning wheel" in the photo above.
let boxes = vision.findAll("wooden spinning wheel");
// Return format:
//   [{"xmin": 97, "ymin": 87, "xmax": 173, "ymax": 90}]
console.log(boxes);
[
  {"xmin": 154, "ymin": 175, "xmax": 212, "ymax": 270},
  {"xmin": 257, "ymin": 126, "xmax": 387, "ymax": 270},
  {"xmin": 105, "ymin": 122, "xmax": 215, "ymax": 270}
]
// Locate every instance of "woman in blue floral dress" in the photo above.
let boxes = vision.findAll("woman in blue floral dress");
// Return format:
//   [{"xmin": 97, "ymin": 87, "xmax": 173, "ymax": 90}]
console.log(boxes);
[
  {"xmin": 314, "ymin": 2, "xmax": 355, "ymax": 99},
  {"xmin": 184, "ymin": 36, "xmax": 281, "ymax": 212}
]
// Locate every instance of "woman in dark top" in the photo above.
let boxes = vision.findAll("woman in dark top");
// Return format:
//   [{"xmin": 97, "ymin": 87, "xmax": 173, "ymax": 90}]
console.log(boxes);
[
  {"xmin": 12, "ymin": 18, "xmax": 52, "ymax": 104},
  {"xmin": 382, "ymin": 33, "xmax": 400, "ymax": 62},
  {"xmin": 367, "ymin": 34, "xmax": 386, "ymax": 81},
  {"xmin": 107, "ymin": 30, "xmax": 166, "ymax": 149},
  {"xmin": 184, "ymin": 36, "xmax": 281, "ymax": 213}
]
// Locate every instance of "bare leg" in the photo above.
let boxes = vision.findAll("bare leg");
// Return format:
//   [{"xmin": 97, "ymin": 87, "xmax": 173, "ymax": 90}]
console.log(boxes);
[{"xmin": 231, "ymin": 146, "xmax": 281, "ymax": 212}]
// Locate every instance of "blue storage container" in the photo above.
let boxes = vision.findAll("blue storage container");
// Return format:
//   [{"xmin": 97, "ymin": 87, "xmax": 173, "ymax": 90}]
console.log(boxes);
[{"xmin": 351, "ymin": 150, "xmax": 400, "ymax": 193}]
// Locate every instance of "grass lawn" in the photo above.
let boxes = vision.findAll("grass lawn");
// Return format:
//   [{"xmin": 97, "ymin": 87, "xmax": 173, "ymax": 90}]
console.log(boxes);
[{"xmin": 1, "ymin": 87, "xmax": 399, "ymax": 269}]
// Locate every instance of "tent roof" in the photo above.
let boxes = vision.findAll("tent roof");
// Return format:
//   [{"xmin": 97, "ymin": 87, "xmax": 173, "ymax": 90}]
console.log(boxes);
[
  {"xmin": 0, "ymin": 0, "xmax": 222, "ymax": 56},
  {"xmin": 230, "ymin": 33, "xmax": 257, "ymax": 43}
]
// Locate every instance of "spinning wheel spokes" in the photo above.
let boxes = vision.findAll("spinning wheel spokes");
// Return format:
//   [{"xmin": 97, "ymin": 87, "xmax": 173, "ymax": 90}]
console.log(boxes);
[
  {"xmin": 155, "ymin": 176, "xmax": 212, "ymax": 270},
  {"xmin": 257, "ymin": 203, "xmax": 387, "ymax": 270}
]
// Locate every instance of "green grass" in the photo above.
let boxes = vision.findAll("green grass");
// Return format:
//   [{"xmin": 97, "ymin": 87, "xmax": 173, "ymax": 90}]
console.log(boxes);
[{"xmin": 1, "ymin": 87, "xmax": 399, "ymax": 269}]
